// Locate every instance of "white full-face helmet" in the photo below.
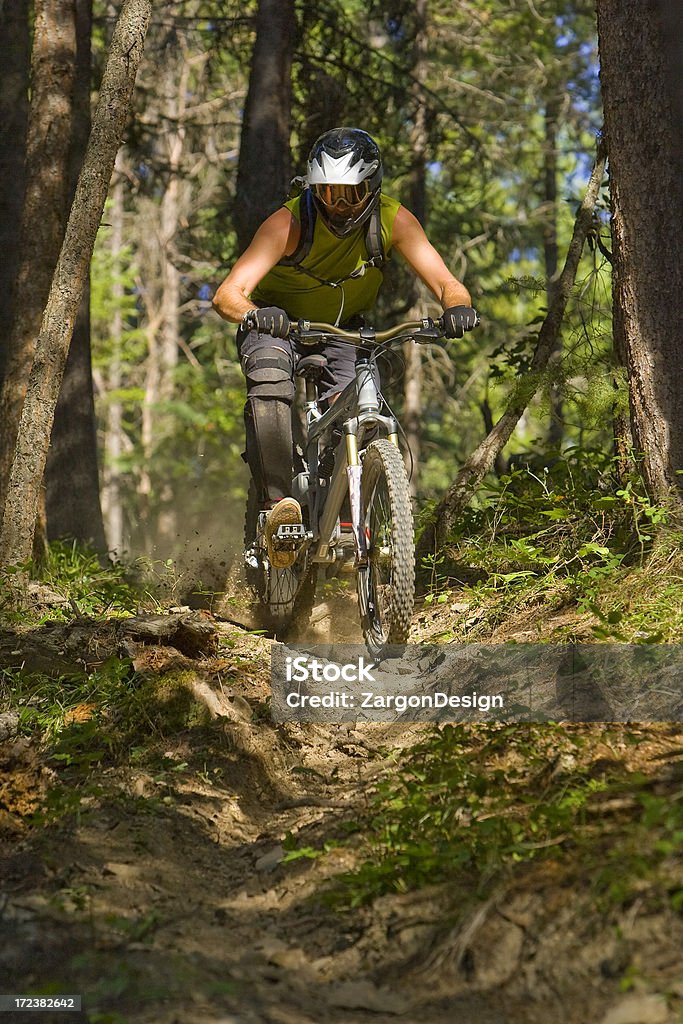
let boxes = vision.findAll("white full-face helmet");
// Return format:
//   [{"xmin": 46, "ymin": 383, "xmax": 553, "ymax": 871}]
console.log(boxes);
[{"xmin": 306, "ymin": 127, "xmax": 383, "ymax": 237}]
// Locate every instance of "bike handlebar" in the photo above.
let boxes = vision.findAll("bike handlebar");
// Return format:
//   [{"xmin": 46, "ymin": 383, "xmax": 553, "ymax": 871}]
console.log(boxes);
[
  {"xmin": 289, "ymin": 316, "xmax": 447, "ymax": 347},
  {"xmin": 241, "ymin": 311, "xmax": 482, "ymax": 346}
]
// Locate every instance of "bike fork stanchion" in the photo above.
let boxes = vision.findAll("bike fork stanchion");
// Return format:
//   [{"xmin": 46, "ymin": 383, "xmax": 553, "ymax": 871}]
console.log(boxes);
[{"xmin": 344, "ymin": 424, "xmax": 368, "ymax": 566}]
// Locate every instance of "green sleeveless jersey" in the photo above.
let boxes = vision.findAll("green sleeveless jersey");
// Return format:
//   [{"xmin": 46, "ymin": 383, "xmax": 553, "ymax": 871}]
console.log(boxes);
[{"xmin": 251, "ymin": 193, "xmax": 401, "ymax": 323}]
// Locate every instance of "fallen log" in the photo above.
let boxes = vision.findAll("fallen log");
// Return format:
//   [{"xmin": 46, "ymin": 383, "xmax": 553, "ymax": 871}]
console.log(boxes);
[{"xmin": 0, "ymin": 611, "xmax": 218, "ymax": 678}]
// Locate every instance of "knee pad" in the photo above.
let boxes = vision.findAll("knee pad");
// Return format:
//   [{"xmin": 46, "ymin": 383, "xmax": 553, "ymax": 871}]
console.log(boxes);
[
  {"xmin": 242, "ymin": 346, "xmax": 295, "ymax": 402},
  {"xmin": 244, "ymin": 397, "xmax": 294, "ymax": 505}
]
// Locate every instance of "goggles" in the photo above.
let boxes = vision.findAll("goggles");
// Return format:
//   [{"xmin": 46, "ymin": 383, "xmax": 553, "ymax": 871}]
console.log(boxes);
[{"xmin": 311, "ymin": 181, "xmax": 371, "ymax": 211}]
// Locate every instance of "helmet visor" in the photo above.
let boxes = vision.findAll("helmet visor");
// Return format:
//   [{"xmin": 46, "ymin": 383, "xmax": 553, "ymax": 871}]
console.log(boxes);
[{"xmin": 311, "ymin": 181, "xmax": 371, "ymax": 212}]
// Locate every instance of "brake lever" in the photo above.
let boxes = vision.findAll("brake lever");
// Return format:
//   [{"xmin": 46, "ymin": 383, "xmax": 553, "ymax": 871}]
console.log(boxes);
[
  {"xmin": 291, "ymin": 331, "xmax": 327, "ymax": 347},
  {"xmin": 413, "ymin": 316, "xmax": 444, "ymax": 344},
  {"xmin": 288, "ymin": 319, "xmax": 322, "ymax": 346}
]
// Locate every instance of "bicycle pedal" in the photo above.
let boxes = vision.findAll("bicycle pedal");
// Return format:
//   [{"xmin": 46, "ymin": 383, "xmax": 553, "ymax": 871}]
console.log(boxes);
[{"xmin": 274, "ymin": 523, "xmax": 307, "ymax": 545}]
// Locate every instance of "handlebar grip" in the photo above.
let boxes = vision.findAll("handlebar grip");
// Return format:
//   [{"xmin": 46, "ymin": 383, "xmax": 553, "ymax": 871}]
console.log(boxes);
[
  {"xmin": 241, "ymin": 308, "xmax": 290, "ymax": 338},
  {"xmin": 438, "ymin": 309, "xmax": 482, "ymax": 340}
]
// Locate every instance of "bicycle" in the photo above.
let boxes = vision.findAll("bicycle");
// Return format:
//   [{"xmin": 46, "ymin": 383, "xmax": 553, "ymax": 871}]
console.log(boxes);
[{"xmin": 243, "ymin": 315, "xmax": 449, "ymax": 657}]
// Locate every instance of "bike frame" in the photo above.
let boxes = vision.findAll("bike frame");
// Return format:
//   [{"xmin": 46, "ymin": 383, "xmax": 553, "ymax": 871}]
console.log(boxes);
[
  {"xmin": 290, "ymin": 318, "xmax": 442, "ymax": 568},
  {"xmin": 305, "ymin": 353, "xmax": 397, "ymax": 564}
]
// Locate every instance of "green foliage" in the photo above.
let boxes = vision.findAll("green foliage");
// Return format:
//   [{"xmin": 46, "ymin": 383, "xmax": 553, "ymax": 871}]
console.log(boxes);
[
  {"xmin": 282, "ymin": 830, "xmax": 339, "ymax": 863},
  {"xmin": 91, "ymin": 211, "xmax": 145, "ymax": 367},
  {"xmin": 310, "ymin": 724, "xmax": 683, "ymax": 911},
  {"xmin": 326, "ymin": 724, "xmax": 600, "ymax": 905},
  {"xmin": 5, "ymin": 657, "xmax": 134, "ymax": 755},
  {"xmin": 0, "ymin": 652, "xmax": 224, "ymax": 830},
  {"xmin": 0, "ymin": 541, "xmax": 142, "ymax": 622},
  {"xmin": 420, "ymin": 447, "xmax": 682, "ymax": 644},
  {"xmin": 593, "ymin": 779, "xmax": 683, "ymax": 909},
  {"xmin": 41, "ymin": 542, "xmax": 142, "ymax": 616}
]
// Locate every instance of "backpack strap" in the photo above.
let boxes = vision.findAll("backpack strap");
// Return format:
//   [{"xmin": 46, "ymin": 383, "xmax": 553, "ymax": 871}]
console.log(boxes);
[
  {"xmin": 280, "ymin": 188, "xmax": 316, "ymax": 268},
  {"xmin": 363, "ymin": 202, "xmax": 384, "ymax": 269}
]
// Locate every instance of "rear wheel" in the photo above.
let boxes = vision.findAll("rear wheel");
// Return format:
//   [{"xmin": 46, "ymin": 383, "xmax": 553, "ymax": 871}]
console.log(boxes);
[
  {"xmin": 243, "ymin": 480, "xmax": 316, "ymax": 634},
  {"xmin": 356, "ymin": 440, "xmax": 415, "ymax": 655}
]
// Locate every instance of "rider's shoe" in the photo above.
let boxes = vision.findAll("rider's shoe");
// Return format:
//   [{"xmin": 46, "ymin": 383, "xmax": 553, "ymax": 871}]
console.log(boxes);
[{"xmin": 265, "ymin": 497, "xmax": 303, "ymax": 569}]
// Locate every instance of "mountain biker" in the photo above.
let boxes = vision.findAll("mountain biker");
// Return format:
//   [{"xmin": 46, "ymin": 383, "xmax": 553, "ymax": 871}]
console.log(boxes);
[{"xmin": 212, "ymin": 126, "xmax": 478, "ymax": 569}]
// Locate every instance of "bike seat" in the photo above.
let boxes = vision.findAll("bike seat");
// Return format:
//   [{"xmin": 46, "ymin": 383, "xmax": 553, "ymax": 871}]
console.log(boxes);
[{"xmin": 296, "ymin": 354, "xmax": 328, "ymax": 380}]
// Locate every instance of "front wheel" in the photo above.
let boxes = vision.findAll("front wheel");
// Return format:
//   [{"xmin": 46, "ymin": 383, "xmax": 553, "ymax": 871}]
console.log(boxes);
[{"xmin": 356, "ymin": 440, "xmax": 415, "ymax": 656}]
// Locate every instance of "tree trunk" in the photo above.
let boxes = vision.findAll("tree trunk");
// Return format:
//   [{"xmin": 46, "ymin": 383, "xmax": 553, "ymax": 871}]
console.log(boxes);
[
  {"xmin": 100, "ymin": 160, "xmax": 126, "ymax": 556},
  {"xmin": 136, "ymin": 40, "xmax": 197, "ymax": 554},
  {"xmin": 597, "ymin": 0, "xmax": 683, "ymax": 501},
  {"xmin": 153, "ymin": 48, "xmax": 190, "ymax": 550},
  {"xmin": 657, "ymin": 0, "xmax": 683, "ymax": 142},
  {"xmin": 403, "ymin": 0, "xmax": 428, "ymax": 496},
  {"xmin": 610, "ymin": 235, "xmax": 634, "ymax": 485},
  {"xmin": 0, "ymin": 0, "xmax": 154, "ymax": 569},
  {"xmin": 480, "ymin": 393, "xmax": 508, "ymax": 478},
  {"xmin": 0, "ymin": 0, "xmax": 30, "ymax": 384},
  {"xmin": 0, "ymin": 0, "xmax": 76, "ymax": 514},
  {"xmin": 234, "ymin": 0, "xmax": 295, "ymax": 252},
  {"xmin": 416, "ymin": 140, "xmax": 607, "ymax": 560},
  {"xmin": 544, "ymin": 96, "xmax": 563, "ymax": 449},
  {"xmin": 408, "ymin": 0, "xmax": 428, "ymax": 228},
  {"xmin": 45, "ymin": 0, "xmax": 107, "ymax": 553}
]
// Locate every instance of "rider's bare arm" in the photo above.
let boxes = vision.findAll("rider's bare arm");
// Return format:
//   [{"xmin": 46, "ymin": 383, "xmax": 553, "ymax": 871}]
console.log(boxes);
[
  {"xmin": 212, "ymin": 208, "xmax": 300, "ymax": 323},
  {"xmin": 391, "ymin": 205, "xmax": 472, "ymax": 310}
]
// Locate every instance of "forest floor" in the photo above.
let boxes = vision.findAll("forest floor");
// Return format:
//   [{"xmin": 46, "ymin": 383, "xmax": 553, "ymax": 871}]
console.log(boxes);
[{"xmin": 1, "ymin": 576, "xmax": 682, "ymax": 1024}]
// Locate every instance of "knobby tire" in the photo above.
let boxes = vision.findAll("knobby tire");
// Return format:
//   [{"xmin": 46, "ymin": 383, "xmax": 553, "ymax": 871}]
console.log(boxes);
[{"xmin": 357, "ymin": 439, "xmax": 415, "ymax": 655}]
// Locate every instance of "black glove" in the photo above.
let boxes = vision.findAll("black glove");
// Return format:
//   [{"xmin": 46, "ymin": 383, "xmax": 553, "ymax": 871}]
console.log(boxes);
[
  {"xmin": 244, "ymin": 306, "xmax": 290, "ymax": 339},
  {"xmin": 442, "ymin": 305, "xmax": 479, "ymax": 339}
]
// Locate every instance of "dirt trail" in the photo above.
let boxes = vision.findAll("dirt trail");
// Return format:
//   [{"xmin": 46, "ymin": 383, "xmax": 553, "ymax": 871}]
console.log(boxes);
[{"xmin": 1, "ymin": 597, "xmax": 682, "ymax": 1024}]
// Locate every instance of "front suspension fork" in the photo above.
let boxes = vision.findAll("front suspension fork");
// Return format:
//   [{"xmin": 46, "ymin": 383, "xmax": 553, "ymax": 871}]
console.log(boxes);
[
  {"xmin": 345, "ymin": 423, "xmax": 399, "ymax": 567},
  {"xmin": 345, "ymin": 427, "xmax": 367, "ymax": 566}
]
